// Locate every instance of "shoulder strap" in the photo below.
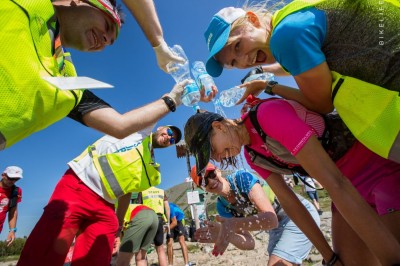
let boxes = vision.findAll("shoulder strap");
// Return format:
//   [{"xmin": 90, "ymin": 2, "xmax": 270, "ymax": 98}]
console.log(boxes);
[
  {"xmin": 248, "ymin": 103, "xmax": 267, "ymax": 140},
  {"xmin": 246, "ymin": 103, "xmax": 309, "ymax": 175},
  {"xmin": 8, "ymin": 185, "xmax": 19, "ymax": 210}
]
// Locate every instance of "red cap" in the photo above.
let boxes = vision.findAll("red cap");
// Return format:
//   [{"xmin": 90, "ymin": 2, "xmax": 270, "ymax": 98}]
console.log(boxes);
[{"xmin": 190, "ymin": 163, "xmax": 216, "ymax": 187}]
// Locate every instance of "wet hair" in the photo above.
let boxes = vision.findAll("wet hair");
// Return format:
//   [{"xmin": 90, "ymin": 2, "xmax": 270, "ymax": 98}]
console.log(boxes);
[{"xmin": 211, "ymin": 118, "xmax": 244, "ymax": 169}]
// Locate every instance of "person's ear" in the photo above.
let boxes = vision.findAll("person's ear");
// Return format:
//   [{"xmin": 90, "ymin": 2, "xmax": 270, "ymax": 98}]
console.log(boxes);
[
  {"xmin": 246, "ymin": 11, "xmax": 261, "ymax": 27},
  {"xmin": 211, "ymin": 121, "xmax": 224, "ymax": 131}
]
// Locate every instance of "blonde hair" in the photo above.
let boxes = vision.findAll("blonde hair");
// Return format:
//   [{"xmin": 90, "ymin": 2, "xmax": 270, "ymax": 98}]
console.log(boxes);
[{"xmin": 226, "ymin": 0, "xmax": 287, "ymax": 46}]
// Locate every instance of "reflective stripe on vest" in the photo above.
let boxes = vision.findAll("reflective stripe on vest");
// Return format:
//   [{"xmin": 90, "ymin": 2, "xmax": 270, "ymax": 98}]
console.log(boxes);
[
  {"xmin": 142, "ymin": 188, "xmax": 166, "ymax": 221},
  {"xmin": 88, "ymin": 136, "xmax": 161, "ymax": 200}
]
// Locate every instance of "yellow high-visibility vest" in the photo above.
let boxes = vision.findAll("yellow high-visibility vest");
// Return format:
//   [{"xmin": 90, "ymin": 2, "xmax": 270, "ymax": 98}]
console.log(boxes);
[
  {"xmin": 76, "ymin": 135, "xmax": 161, "ymax": 200},
  {"xmin": 272, "ymin": 0, "xmax": 400, "ymax": 162},
  {"xmin": 142, "ymin": 187, "xmax": 167, "ymax": 222},
  {"xmin": 0, "ymin": 0, "xmax": 83, "ymax": 149}
]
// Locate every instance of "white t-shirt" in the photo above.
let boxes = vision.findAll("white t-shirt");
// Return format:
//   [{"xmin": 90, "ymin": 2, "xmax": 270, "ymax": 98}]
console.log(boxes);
[
  {"xmin": 68, "ymin": 126, "xmax": 153, "ymax": 203},
  {"xmin": 304, "ymin": 177, "xmax": 316, "ymax": 192}
]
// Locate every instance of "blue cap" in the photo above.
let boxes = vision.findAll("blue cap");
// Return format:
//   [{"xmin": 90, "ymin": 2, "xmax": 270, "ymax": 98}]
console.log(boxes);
[{"xmin": 204, "ymin": 7, "xmax": 246, "ymax": 77}]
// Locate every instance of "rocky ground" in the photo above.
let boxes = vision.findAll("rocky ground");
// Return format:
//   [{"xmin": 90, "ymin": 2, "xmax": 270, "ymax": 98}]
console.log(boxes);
[{"xmin": 0, "ymin": 212, "xmax": 332, "ymax": 266}]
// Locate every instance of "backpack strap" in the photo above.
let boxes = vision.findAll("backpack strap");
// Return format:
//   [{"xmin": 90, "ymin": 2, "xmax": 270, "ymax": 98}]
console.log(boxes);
[
  {"xmin": 246, "ymin": 103, "xmax": 309, "ymax": 176},
  {"xmin": 8, "ymin": 185, "xmax": 19, "ymax": 210}
]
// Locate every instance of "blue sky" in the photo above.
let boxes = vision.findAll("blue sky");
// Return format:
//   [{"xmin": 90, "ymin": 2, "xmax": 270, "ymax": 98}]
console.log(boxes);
[{"xmin": 0, "ymin": 0, "xmax": 297, "ymax": 239}]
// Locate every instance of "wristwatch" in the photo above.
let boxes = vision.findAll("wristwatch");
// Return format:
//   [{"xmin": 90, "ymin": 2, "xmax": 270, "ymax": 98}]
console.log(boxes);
[
  {"xmin": 161, "ymin": 96, "xmax": 176, "ymax": 112},
  {"xmin": 264, "ymin": 81, "xmax": 278, "ymax": 96},
  {"xmin": 9, "ymin": 228, "xmax": 17, "ymax": 232}
]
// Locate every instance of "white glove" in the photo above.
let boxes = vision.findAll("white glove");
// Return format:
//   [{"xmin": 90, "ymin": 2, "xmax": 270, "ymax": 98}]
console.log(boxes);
[
  {"xmin": 168, "ymin": 79, "xmax": 191, "ymax": 106},
  {"xmin": 153, "ymin": 40, "xmax": 185, "ymax": 73}
]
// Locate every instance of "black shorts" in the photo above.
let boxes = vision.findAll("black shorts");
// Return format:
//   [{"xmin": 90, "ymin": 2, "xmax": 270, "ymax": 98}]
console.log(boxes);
[
  {"xmin": 153, "ymin": 216, "xmax": 165, "ymax": 246},
  {"xmin": 167, "ymin": 220, "xmax": 185, "ymax": 240}
]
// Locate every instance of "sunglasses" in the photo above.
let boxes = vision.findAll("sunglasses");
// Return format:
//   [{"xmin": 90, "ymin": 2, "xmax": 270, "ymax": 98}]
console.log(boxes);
[
  {"xmin": 200, "ymin": 170, "xmax": 217, "ymax": 188},
  {"xmin": 5, "ymin": 175, "xmax": 20, "ymax": 182},
  {"xmin": 166, "ymin": 128, "xmax": 175, "ymax": 144}
]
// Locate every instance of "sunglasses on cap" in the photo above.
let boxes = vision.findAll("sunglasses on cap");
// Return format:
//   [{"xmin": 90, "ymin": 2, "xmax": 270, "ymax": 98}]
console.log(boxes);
[
  {"xmin": 5, "ymin": 175, "xmax": 20, "ymax": 182},
  {"xmin": 166, "ymin": 128, "xmax": 175, "ymax": 145},
  {"xmin": 199, "ymin": 169, "xmax": 217, "ymax": 188}
]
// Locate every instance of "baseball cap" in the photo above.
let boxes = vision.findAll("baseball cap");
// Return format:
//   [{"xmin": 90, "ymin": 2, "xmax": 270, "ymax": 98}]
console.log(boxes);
[
  {"xmin": 166, "ymin": 125, "xmax": 182, "ymax": 144},
  {"xmin": 87, "ymin": 0, "xmax": 122, "ymax": 37},
  {"xmin": 190, "ymin": 163, "xmax": 216, "ymax": 187},
  {"xmin": 3, "ymin": 166, "xmax": 23, "ymax": 179},
  {"xmin": 204, "ymin": 7, "xmax": 246, "ymax": 77},
  {"xmin": 184, "ymin": 112, "xmax": 224, "ymax": 176}
]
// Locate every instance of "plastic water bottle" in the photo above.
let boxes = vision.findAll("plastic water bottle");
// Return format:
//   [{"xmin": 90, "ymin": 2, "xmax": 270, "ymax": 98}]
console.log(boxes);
[
  {"xmin": 181, "ymin": 82, "xmax": 201, "ymax": 111},
  {"xmin": 218, "ymin": 86, "xmax": 245, "ymax": 107},
  {"xmin": 243, "ymin": 72, "xmax": 275, "ymax": 83},
  {"xmin": 218, "ymin": 72, "xmax": 276, "ymax": 107},
  {"xmin": 167, "ymin": 45, "xmax": 190, "ymax": 83},
  {"xmin": 191, "ymin": 61, "xmax": 215, "ymax": 96},
  {"xmin": 167, "ymin": 45, "xmax": 200, "ymax": 111}
]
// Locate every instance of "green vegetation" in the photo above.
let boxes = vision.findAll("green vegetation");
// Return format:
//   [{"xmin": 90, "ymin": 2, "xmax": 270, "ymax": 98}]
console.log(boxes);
[
  {"xmin": 0, "ymin": 238, "xmax": 25, "ymax": 261},
  {"xmin": 293, "ymin": 185, "xmax": 332, "ymax": 211}
]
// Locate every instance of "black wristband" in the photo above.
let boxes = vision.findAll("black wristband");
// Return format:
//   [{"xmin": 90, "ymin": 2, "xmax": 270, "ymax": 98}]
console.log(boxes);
[
  {"xmin": 264, "ymin": 80, "xmax": 278, "ymax": 96},
  {"xmin": 322, "ymin": 253, "xmax": 338, "ymax": 266},
  {"xmin": 162, "ymin": 96, "xmax": 176, "ymax": 112}
]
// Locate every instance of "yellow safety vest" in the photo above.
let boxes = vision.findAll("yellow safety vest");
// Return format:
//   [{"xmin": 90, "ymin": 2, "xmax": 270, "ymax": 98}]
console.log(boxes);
[
  {"xmin": 87, "ymin": 136, "xmax": 161, "ymax": 200},
  {"xmin": 272, "ymin": 0, "xmax": 400, "ymax": 163},
  {"xmin": 0, "ymin": 0, "xmax": 83, "ymax": 150},
  {"xmin": 142, "ymin": 187, "xmax": 167, "ymax": 222}
]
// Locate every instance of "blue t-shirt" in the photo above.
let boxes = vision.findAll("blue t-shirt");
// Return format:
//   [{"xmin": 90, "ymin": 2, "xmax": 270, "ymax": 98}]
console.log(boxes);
[
  {"xmin": 169, "ymin": 202, "xmax": 184, "ymax": 222},
  {"xmin": 216, "ymin": 170, "xmax": 261, "ymax": 218},
  {"xmin": 270, "ymin": 7, "xmax": 327, "ymax": 76}
]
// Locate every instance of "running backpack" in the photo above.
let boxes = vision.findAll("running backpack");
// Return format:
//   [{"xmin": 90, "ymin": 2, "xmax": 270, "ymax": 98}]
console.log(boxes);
[
  {"xmin": 245, "ymin": 100, "xmax": 356, "ymax": 177},
  {"xmin": 8, "ymin": 185, "xmax": 19, "ymax": 210}
]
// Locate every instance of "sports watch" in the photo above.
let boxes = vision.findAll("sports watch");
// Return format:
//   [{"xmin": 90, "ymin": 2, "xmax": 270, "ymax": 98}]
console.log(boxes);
[
  {"xmin": 161, "ymin": 96, "xmax": 176, "ymax": 112},
  {"xmin": 264, "ymin": 81, "xmax": 278, "ymax": 96}
]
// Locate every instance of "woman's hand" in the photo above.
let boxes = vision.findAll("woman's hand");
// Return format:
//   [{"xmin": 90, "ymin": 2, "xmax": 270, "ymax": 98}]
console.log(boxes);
[
  {"xmin": 237, "ymin": 80, "xmax": 267, "ymax": 105},
  {"xmin": 194, "ymin": 220, "xmax": 220, "ymax": 243},
  {"xmin": 200, "ymin": 85, "xmax": 218, "ymax": 103},
  {"xmin": 212, "ymin": 216, "xmax": 236, "ymax": 256}
]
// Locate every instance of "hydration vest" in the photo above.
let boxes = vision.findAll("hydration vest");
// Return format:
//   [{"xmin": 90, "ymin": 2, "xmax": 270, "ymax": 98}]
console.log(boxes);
[
  {"xmin": 271, "ymin": 0, "xmax": 400, "ymax": 163},
  {"xmin": 86, "ymin": 135, "xmax": 161, "ymax": 200},
  {"xmin": 141, "ymin": 187, "xmax": 167, "ymax": 222},
  {"xmin": 0, "ymin": 0, "xmax": 83, "ymax": 149},
  {"xmin": 245, "ymin": 100, "xmax": 355, "ymax": 176}
]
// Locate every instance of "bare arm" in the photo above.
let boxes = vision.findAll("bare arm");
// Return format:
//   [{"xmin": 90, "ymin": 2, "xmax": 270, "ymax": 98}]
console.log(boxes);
[
  {"xmin": 116, "ymin": 193, "xmax": 132, "ymax": 229},
  {"xmin": 6, "ymin": 206, "xmax": 18, "ymax": 246},
  {"xmin": 195, "ymin": 220, "xmax": 255, "ymax": 251},
  {"xmin": 296, "ymin": 136, "xmax": 400, "ymax": 264},
  {"xmin": 169, "ymin": 217, "xmax": 177, "ymax": 230},
  {"xmin": 211, "ymin": 183, "xmax": 278, "ymax": 254},
  {"xmin": 83, "ymin": 99, "xmax": 170, "ymax": 139},
  {"xmin": 266, "ymin": 173, "xmax": 335, "ymax": 262},
  {"xmin": 293, "ymin": 62, "xmax": 333, "ymax": 114},
  {"xmin": 261, "ymin": 63, "xmax": 290, "ymax": 76},
  {"xmin": 164, "ymin": 200, "xmax": 170, "ymax": 233},
  {"xmin": 122, "ymin": 0, "xmax": 163, "ymax": 47}
]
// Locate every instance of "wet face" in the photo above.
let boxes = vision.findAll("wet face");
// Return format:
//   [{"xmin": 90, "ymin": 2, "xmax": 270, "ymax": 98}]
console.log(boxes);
[
  {"xmin": 154, "ymin": 127, "xmax": 176, "ymax": 147},
  {"xmin": 59, "ymin": 1, "xmax": 117, "ymax": 52},
  {"xmin": 203, "ymin": 169, "xmax": 225, "ymax": 194},
  {"xmin": 214, "ymin": 19, "xmax": 275, "ymax": 69},
  {"xmin": 209, "ymin": 122, "xmax": 242, "ymax": 163}
]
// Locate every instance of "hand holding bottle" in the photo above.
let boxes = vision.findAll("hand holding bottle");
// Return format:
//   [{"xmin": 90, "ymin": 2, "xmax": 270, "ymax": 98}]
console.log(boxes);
[
  {"xmin": 153, "ymin": 40, "xmax": 186, "ymax": 73},
  {"xmin": 168, "ymin": 79, "xmax": 192, "ymax": 106}
]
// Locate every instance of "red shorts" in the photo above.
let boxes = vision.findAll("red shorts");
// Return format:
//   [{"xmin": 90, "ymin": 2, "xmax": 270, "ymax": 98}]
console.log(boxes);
[{"xmin": 17, "ymin": 169, "xmax": 118, "ymax": 266}]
